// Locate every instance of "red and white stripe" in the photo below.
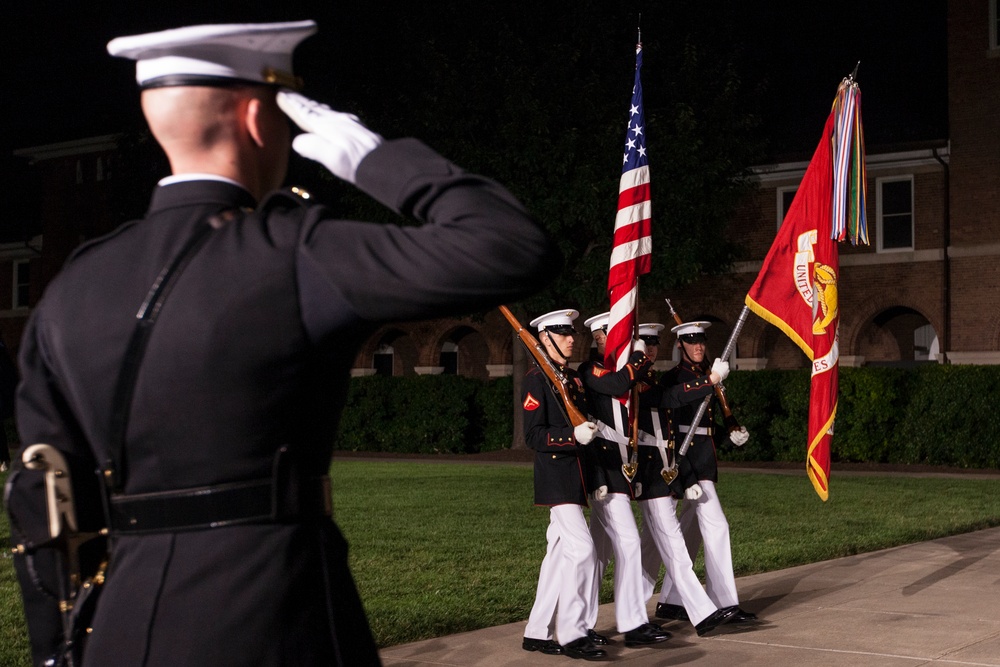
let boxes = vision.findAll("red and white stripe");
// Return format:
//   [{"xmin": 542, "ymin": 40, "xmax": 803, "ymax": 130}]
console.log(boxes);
[{"xmin": 605, "ymin": 164, "xmax": 652, "ymax": 373}]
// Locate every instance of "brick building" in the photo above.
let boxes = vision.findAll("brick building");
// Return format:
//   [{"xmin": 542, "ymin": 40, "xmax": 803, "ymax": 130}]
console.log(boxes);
[
  {"xmin": 355, "ymin": 0, "xmax": 999, "ymax": 375},
  {"xmin": 6, "ymin": 0, "xmax": 997, "ymax": 376}
]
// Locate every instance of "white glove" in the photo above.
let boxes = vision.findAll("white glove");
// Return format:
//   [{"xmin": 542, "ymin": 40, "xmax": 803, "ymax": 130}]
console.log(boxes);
[
  {"xmin": 634, "ymin": 482, "xmax": 643, "ymax": 497},
  {"xmin": 710, "ymin": 358, "xmax": 730, "ymax": 384},
  {"xmin": 276, "ymin": 91, "xmax": 383, "ymax": 184},
  {"xmin": 730, "ymin": 426, "xmax": 749, "ymax": 447},
  {"xmin": 633, "ymin": 339, "xmax": 647, "ymax": 355},
  {"xmin": 684, "ymin": 484, "xmax": 703, "ymax": 501},
  {"xmin": 592, "ymin": 485, "xmax": 608, "ymax": 501},
  {"xmin": 574, "ymin": 421, "xmax": 598, "ymax": 445}
]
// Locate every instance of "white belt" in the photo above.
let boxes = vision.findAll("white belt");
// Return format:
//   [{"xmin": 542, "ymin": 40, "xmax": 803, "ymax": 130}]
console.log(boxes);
[
  {"xmin": 677, "ymin": 425, "xmax": 712, "ymax": 436},
  {"xmin": 595, "ymin": 420, "xmax": 628, "ymax": 446},
  {"xmin": 593, "ymin": 419, "xmax": 632, "ymax": 469}
]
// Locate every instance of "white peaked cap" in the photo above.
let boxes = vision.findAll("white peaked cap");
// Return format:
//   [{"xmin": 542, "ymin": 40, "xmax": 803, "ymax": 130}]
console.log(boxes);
[
  {"xmin": 107, "ymin": 21, "xmax": 318, "ymax": 90},
  {"xmin": 670, "ymin": 321, "xmax": 712, "ymax": 337},
  {"xmin": 530, "ymin": 309, "xmax": 579, "ymax": 332},
  {"xmin": 638, "ymin": 323, "xmax": 665, "ymax": 338},
  {"xmin": 583, "ymin": 312, "xmax": 610, "ymax": 332}
]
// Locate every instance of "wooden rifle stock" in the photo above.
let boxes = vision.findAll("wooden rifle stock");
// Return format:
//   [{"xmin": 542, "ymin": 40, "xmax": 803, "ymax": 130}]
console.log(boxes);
[
  {"xmin": 499, "ymin": 306, "xmax": 587, "ymax": 427},
  {"xmin": 664, "ymin": 299, "xmax": 741, "ymax": 434}
]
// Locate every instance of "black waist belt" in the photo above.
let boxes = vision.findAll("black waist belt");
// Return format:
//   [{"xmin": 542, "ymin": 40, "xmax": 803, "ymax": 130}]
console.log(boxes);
[{"xmin": 109, "ymin": 475, "xmax": 332, "ymax": 535}]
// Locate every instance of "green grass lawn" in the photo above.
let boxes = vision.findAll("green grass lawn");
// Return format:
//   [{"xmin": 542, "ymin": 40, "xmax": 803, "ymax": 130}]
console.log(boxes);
[{"xmin": 3, "ymin": 463, "xmax": 1000, "ymax": 666}]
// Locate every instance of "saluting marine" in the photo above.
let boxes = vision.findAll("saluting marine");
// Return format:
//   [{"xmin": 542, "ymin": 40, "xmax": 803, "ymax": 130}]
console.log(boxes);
[{"xmin": 5, "ymin": 20, "xmax": 555, "ymax": 667}]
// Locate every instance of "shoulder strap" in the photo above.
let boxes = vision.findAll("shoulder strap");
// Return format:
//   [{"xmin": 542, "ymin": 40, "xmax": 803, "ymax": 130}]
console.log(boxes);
[{"xmin": 104, "ymin": 209, "xmax": 241, "ymax": 492}]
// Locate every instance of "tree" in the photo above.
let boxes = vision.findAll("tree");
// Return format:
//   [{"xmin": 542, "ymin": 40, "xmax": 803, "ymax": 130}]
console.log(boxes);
[{"xmin": 304, "ymin": 0, "xmax": 765, "ymax": 312}]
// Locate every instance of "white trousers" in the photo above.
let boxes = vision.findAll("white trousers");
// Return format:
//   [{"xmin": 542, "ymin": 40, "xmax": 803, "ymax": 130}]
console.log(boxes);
[
  {"xmin": 657, "ymin": 481, "xmax": 740, "ymax": 609},
  {"xmin": 587, "ymin": 493, "xmax": 648, "ymax": 633},
  {"xmin": 638, "ymin": 495, "xmax": 717, "ymax": 625},
  {"xmin": 524, "ymin": 504, "xmax": 596, "ymax": 644}
]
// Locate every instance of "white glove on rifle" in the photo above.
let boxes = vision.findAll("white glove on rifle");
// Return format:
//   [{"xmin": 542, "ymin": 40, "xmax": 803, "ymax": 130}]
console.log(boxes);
[
  {"xmin": 276, "ymin": 91, "xmax": 383, "ymax": 184},
  {"xmin": 710, "ymin": 358, "xmax": 730, "ymax": 384},
  {"xmin": 730, "ymin": 426, "xmax": 749, "ymax": 447},
  {"xmin": 684, "ymin": 484, "xmax": 703, "ymax": 501},
  {"xmin": 574, "ymin": 421, "xmax": 598, "ymax": 445},
  {"xmin": 592, "ymin": 485, "xmax": 608, "ymax": 501}
]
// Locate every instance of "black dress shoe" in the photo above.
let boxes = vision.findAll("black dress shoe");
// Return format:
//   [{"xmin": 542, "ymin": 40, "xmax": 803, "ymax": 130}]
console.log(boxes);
[
  {"xmin": 695, "ymin": 606, "xmax": 738, "ymax": 637},
  {"xmin": 654, "ymin": 602, "xmax": 689, "ymax": 622},
  {"xmin": 562, "ymin": 636, "xmax": 608, "ymax": 660},
  {"xmin": 725, "ymin": 606, "xmax": 759, "ymax": 624},
  {"xmin": 522, "ymin": 637, "xmax": 563, "ymax": 654},
  {"xmin": 587, "ymin": 629, "xmax": 610, "ymax": 645},
  {"xmin": 623, "ymin": 622, "xmax": 672, "ymax": 647}
]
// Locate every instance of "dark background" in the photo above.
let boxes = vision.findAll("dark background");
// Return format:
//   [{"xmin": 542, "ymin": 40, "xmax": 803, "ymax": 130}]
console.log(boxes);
[{"xmin": 2, "ymin": 1, "xmax": 947, "ymax": 229}]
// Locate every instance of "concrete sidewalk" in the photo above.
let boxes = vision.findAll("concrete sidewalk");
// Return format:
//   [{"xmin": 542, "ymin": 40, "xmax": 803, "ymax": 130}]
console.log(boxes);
[{"xmin": 381, "ymin": 525, "xmax": 1000, "ymax": 666}]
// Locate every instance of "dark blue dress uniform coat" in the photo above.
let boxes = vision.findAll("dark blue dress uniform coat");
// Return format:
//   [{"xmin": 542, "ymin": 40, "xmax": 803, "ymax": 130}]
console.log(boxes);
[
  {"xmin": 6, "ymin": 138, "xmax": 555, "ymax": 667},
  {"xmin": 634, "ymin": 367, "xmax": 716, "ymax": 499},
  {"xmin": 576, "ymin": 353, "xmax": 651, "ymax": 497},
  {"xmin": 658, "ymin": 359, "xmax": 723, "ymax": 488},
  {"xmin": 521, "ymin": 366, "xmax": 589, "ymax": 506}
]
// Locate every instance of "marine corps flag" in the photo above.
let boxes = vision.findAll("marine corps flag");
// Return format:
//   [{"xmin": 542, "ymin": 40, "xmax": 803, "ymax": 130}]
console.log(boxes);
[{"xmin": 745, "ymin": 76, "xmax": 867, "ymax": 501}]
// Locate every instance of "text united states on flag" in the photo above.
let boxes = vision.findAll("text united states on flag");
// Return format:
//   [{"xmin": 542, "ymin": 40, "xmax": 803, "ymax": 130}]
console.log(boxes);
[{"xmin": 605, "ymin": 42, "xmax": 652, "ymax": 376}]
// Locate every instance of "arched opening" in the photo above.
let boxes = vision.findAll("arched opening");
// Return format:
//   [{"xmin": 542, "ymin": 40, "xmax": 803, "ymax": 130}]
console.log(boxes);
[
  {"xmin": 440, "ymin": 326, "xmax": 491, "ymax": 380},
  {"xmin": 373, "ymin": 330, "xmax": 418, "ymax": 376},
  {"xmin": 860, "ymin": 306, "xmax": 938, "ymax": 367}
]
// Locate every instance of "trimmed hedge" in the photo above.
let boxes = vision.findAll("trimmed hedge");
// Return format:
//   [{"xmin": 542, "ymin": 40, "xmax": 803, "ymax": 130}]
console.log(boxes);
[{"xmin": 334, "ymin": 366, "xmax": 1000, "ymax": 468}]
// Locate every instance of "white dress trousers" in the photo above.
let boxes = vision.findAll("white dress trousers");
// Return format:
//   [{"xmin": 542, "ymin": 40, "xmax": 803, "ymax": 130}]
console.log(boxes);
[
  {"xmin": 638, "ymin": 494, "xmax": 718, "ymax": 625},
  {"xmin": 657, "ymin": 480, "xmax": 740, "ymax": 609},
  {"xmin": 586, "ymin": 493, "xmax": 649, "ymax": 633},
  {"xmin": 524, "ymin": 503, "xmax": 596, "ymax": 644}
]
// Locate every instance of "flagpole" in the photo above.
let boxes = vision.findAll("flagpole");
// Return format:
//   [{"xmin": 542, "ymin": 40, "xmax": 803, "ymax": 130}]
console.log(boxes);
[
  {"xmin": 621, "ymin": 22, "xmax": 643, "ymax": 483},
  {"xmin": 674, "ymin": 306, "xmax": 750, "ymax": 461}
]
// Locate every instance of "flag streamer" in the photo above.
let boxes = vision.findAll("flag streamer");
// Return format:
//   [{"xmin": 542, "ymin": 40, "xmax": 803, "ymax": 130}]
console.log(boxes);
[
  {"xmin": 831, "ymin": 78, "xmax": 867, "ymax": 244},
  {"xmin": 745, "ymin": 75, "xmax": 869, "ymax": 501}
]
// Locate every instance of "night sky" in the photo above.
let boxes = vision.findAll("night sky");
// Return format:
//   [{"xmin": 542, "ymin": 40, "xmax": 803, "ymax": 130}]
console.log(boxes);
[{"xmin": 4, "ymin": 1, "xmax": 947, "ymax": 205}]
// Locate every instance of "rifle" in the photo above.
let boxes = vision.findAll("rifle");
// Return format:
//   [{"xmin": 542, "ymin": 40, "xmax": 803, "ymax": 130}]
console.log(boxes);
[{"xmin": 499, "ymin": 305, "xmax": 587, "ymax": 427}]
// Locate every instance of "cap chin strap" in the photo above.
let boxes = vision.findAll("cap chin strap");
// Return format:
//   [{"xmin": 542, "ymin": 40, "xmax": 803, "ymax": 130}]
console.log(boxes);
[
  {"xmin": 680, "ymin": 342, "xmax": 706, "ymax": 370},
  {"xmin": 544, "ymin": 331, "xmax": 570, "ymax": 365}
]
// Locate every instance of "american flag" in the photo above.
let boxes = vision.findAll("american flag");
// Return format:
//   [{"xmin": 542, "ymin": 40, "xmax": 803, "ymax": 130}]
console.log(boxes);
[{"xmin": 605, "ymin": 42, "xmax": 653, "ymax": 375}]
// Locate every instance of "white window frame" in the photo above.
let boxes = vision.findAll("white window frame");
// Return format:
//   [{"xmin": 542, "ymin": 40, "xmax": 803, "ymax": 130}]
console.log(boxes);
[
  {"xmin": 776, "ymin": 186, "xmax": 797, "ymax": 229},
  {"xmin": 876, "ymin": 176, "xmax": 914, "ymax": 253},
  {"xmin": 13, "ymin": 259, "xmax": 30, "ymax": 309}
]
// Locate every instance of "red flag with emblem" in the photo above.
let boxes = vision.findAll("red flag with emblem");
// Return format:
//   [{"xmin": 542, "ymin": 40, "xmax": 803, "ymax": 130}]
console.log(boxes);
[{"xmin": 745, "ymin": 77, "xmax": 867, "ymax": 501}]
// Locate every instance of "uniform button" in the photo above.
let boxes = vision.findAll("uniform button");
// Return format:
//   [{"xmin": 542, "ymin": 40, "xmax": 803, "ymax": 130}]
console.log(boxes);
[{"xmin": 551, "ymin": 454, "xmax": 557, "ymax": 459}]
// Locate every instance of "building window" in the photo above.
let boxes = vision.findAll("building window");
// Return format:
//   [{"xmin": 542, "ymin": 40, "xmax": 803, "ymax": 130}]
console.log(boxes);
[
  {"xmin": 373, "ymin": 343, "xmax": 394, "ymax": 376},
  {"xmin": 776, "ymin": 186, "xmax": 797, "ymax": 228},
  {"xmin": 877, "ymin": 177, "xmax": 914, "ymax": 251},
  {"xmin": 13, "ymin": 260, "xmax": 30, "ymax": 309},
  {"xmin": 439, "ymin": 341, "xmax": 458, "ymax": 375}
]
